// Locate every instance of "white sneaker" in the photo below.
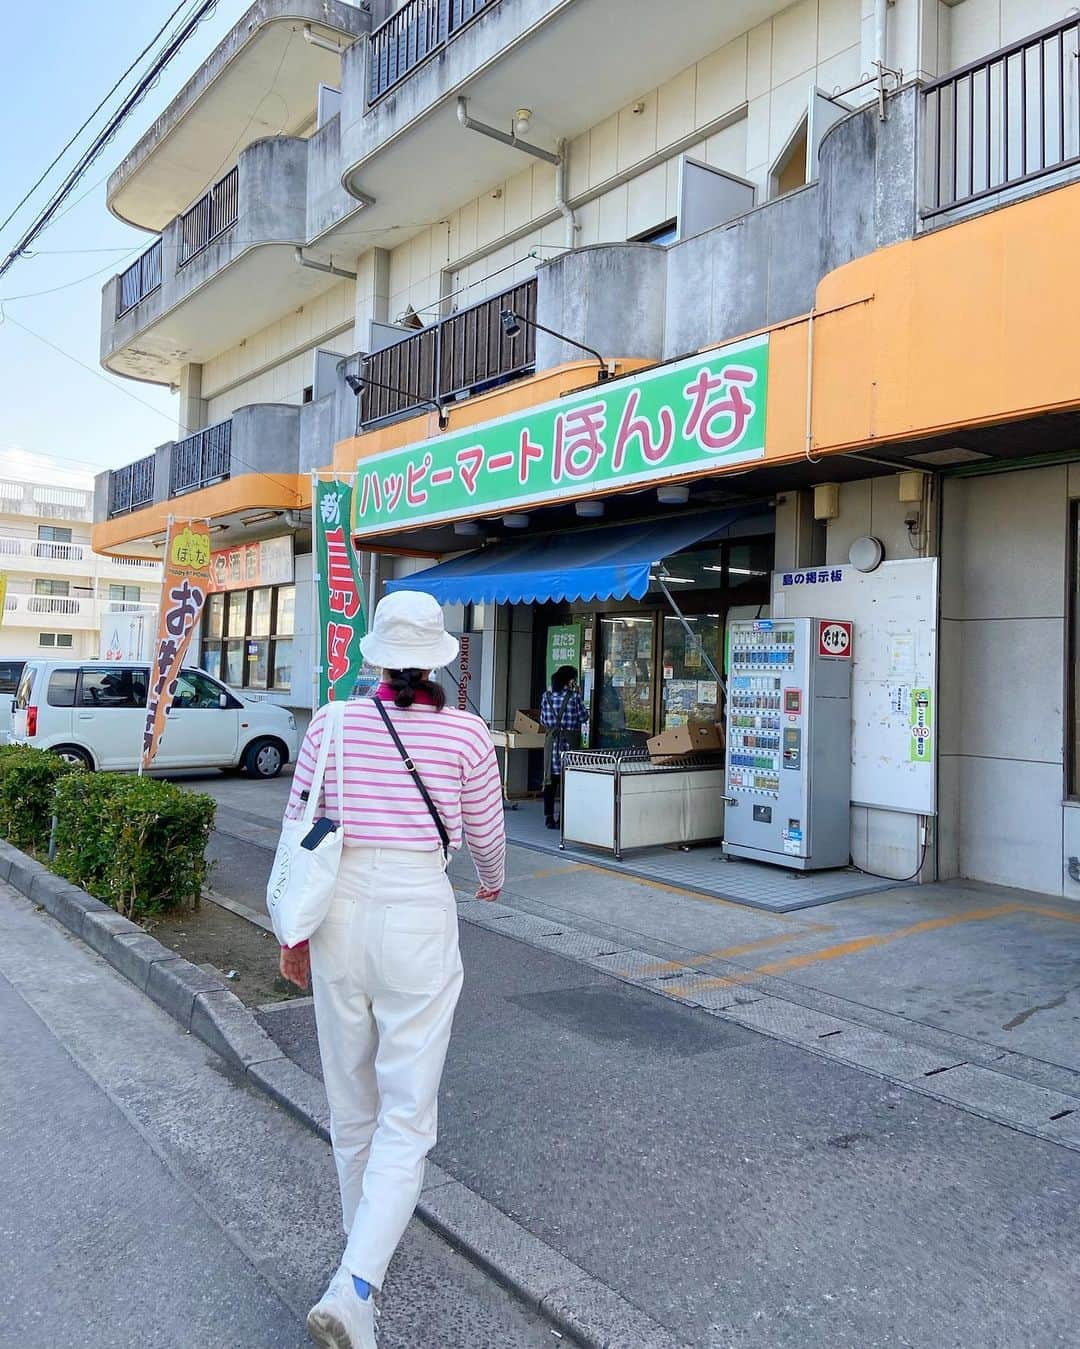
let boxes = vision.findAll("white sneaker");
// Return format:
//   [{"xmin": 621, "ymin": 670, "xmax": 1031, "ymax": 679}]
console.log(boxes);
[{"xmin": 306, "ymin": 1268, "xmax": 379, "ymax": 1349}]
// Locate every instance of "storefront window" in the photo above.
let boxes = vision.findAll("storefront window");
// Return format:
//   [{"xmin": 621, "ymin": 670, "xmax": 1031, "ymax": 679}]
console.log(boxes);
[
  {"xmin": 661, "ymin": 614, "xmax": 722, "ymax": 730},
  {"xmin": 205, "ymin": 594, "xmax": 225, "ymax": 641},
  {"xmin": 202, "ymin": 583, "xmax": 297, "ymax": 693},
  {"xmin": 726, "ymin": 539, "xmax": 772, "ymax": 589},
  {"xmin": 250, "ymin": 587, "xmax": 273, "ymax": 637},
  {"xmin": 597, "ymin": 616, "xmax": 655, "ymax": 748}
]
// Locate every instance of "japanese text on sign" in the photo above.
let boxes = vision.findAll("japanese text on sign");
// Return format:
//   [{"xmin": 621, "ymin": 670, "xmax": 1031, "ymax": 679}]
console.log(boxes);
[
  {"xmin": 353, "ymin": 336, "xmax": 770, "ymax": 537},
  {"xmin": 782, "ymin": 568, "xmax": 846, "ymax": 587},
  {"xmin": 142, "ymin": 519, "xmax": 211, "ymax": 769},
  {"xmin": 315, "ymin": 478, "xmax": 367, "ymax": 706}
]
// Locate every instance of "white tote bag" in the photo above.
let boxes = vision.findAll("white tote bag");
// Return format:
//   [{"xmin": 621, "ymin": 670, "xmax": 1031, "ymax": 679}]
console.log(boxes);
[{"xmin": 266, "ymin": 700, "xmax": 346, "ymax": 947}]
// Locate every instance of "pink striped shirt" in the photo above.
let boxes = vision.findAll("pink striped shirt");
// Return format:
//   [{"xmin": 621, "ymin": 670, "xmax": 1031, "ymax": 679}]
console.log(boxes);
[{"xmin": 285, "ymin": 695, "xmax": 506, "ymax": 892}]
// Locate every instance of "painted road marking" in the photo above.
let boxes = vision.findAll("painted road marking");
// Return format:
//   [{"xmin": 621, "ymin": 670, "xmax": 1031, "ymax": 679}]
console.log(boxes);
[{"xmin": 639, "ymin": 927, "xmax": 834, "ymax": 977}]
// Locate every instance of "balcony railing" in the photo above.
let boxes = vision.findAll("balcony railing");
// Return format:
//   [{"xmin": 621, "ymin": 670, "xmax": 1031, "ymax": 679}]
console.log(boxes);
[
  {"xmin": 178, "ymin": 166, "xmax": 239, "ymax": 266},
  {"xmin": 170, "ymin": 419, "xmax": 232, "ymax": 495},
  {"xmin": 368, "ymin": 0, "xmax": 500, "ymax": 103},
  {"xmin": 2, "ymin": 594, "xmax": 98, "ymax": 629},
  {"xmin": 923, "ymin": 14, "xmax": 1080, "ymax": 217},
  {"xmin": 359, "ymin": 276, "xmax": 535, "ymax": 428},
  {"xmin": 0, "ymin": 537, "xmax": 88, "ymax": 566},
  {"xmin": 117, "ymin": 239, "xmax": 162, "ymax": 317},
  {"xmin": 107, "ymin": 454, "xmax": 156, "ymax": 518}
]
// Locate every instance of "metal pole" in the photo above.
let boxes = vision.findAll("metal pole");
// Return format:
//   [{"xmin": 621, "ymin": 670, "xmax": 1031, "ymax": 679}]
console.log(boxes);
[
  {"xmin": 655, "ymin": 575, "xmax": 726, "ymax": 697},
  {"xmin": 311, "ymin": 471, "xmax": 320, "ymax": 712}
]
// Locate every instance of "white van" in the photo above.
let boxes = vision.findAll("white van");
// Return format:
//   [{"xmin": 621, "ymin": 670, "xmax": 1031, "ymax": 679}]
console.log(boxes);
[{"xmin": 11, "ymin": 661, "xmax": 299, "ymax": 778}]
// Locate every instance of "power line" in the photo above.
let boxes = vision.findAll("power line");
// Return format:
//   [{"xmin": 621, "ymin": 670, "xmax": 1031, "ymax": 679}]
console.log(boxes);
[
  {"xmin": 1, "ymin": 310, "xmax": 304, "ymax": 503},
  {"xmin": 0, "ymin": 0, "xmax": 198, "ymax": 240},
  {"xmin": 0, "ymin": 0, "xmax": 220, "ymax": 281}
]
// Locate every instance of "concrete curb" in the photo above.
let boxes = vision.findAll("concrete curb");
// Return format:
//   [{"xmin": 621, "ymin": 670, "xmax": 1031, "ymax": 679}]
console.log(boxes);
[{"xmin": 2, "ymin": 840, "xmax": 685, "ymax": 1349}]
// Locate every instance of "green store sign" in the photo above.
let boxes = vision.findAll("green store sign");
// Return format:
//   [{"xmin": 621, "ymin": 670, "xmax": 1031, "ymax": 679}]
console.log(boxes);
[{"xmin": 353, "ymin": 334, "xmax": 769, "ymax": 538}]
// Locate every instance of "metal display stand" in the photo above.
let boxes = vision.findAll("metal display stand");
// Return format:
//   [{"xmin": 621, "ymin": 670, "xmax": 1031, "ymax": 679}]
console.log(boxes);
[{"xmin": 560, "ymin": 748, "xmax": 726, "ymax": 860}]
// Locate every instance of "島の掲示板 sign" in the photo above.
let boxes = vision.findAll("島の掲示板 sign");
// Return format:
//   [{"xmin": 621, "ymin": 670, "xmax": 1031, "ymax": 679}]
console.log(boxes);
[{"xmin": 352, "ymin": 335, "xmax": 770, "ymax": 537}]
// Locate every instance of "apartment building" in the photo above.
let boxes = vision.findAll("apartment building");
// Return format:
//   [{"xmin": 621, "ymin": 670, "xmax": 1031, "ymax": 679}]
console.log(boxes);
[
  {"xmin": 0, "ymin": 460, "xmax": 160, "ymax": 663},
  {"xmin": 94, "ymin": 0, "xmax": 1080, "ymax": 898}
]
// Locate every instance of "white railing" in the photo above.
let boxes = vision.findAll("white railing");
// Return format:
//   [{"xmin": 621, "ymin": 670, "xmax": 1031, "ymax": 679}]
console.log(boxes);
[
  {"xmin": 3, "ymin": 594, "xmax": 98, "ymax": 628},
  {"xmin": 0, "ymin": 535, "xmax": 161, "ymax": 577},
  {"xmin": 0, "ymin": 536, "xmax": 89, "ymax": 565}
]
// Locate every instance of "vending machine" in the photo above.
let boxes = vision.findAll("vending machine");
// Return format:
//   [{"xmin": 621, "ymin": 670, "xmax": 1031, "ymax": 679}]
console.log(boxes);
[{"xmin": 723, "ymin": 617, "xmax": 852, "ymax": 871}]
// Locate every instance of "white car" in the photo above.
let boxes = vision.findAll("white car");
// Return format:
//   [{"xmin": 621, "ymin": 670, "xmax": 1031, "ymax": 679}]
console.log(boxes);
[{"xmin": 11, "ymin": 660, "xmax": 299, "ymax": 778}]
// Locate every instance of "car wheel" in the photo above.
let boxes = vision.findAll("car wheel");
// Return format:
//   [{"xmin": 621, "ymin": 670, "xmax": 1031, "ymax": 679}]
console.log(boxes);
[
  {"xmin": 243, "ymin": 738, "xmax": 284, "ymax": 780},
  {"xmin": 51, "ymin": 745, "xmax": 93, "ymax": 770}
]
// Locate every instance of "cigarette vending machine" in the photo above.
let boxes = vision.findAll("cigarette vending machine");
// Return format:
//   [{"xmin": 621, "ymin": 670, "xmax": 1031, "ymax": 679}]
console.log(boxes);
[{"xmin": 723, "ymin": 617, "xmax": 852, "ymax": 871}]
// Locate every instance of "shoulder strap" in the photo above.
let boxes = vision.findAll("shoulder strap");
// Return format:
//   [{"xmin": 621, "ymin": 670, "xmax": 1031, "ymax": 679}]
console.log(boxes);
[{"xmin": 373, "ymin": 697, "xmax": 451, "ymax": 858}]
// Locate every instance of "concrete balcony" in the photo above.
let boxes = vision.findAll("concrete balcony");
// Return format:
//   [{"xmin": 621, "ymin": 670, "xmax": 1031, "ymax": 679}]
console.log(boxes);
[
  {"xmin": 0, "ymin": 537, "xmax": 94, "ymax": 574},
  {"xmin": 101, "ymin": 136, "xmax": 343, "ymax": 387},
  {"xmin": 107, "ymin": 0, "xmax": 367, "ymax": 232},
  {"xmin": 94, "ymin": 402, "xmax": 312, "ymax": 553},
  {"xmin": 3, "ymin": 595, "xmax": 99, "ymax": 631},
  {"xmin": 331, "ymin": 0, "xmax": 791, "ymax": 252}
]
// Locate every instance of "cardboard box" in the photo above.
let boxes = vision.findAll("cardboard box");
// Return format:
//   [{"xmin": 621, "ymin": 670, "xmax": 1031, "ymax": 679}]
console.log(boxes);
[
  {"xmin": 513, "ymin": 709, "xmax": 543, "ymax": 734},
  {"xmin": 647, "ymin": 720, "xmax": 724, "ymax": 760}
]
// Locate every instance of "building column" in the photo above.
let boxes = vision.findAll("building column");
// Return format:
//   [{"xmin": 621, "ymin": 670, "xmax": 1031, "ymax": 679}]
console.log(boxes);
[
  {"xmin": 177, "ymin": 363, "xmax": 206, "ymax": 437},
  {"xmin": 353, "ymin": 248, "xmax": 392, "ymax": 346}
]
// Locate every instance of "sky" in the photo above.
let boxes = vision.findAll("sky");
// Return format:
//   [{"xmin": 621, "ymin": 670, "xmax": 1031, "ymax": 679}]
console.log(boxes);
[{"xmin": 0, "ymin": 1, "xmax": 245, "ymax": 481}]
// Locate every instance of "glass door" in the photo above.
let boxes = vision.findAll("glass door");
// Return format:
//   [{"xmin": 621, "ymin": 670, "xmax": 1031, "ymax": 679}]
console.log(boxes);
[
  {"xmin": 596, "ymin": 615, "xmax": 657, "ymax": 748},
  {"xmin": 661, "ymin": 613, "xmax": 722, "ymax": 730}
]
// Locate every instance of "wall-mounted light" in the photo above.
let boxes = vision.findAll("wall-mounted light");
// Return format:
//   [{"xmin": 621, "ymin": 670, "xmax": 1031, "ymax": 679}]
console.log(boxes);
[
  {"xmin": 346, "ymin": 371, "xmax": 447, "ymax": 430},
  {"xmin": 501, "ymin": 308, "xmax": 611, "ymax": 381},
  {"xmin": 514, "ymin": 108, "xmax": 533, "ymax": 137}
]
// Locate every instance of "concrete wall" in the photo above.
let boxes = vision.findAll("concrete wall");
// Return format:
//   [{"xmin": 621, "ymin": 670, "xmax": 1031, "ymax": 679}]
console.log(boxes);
[
  {"xmin": 231, "ymin": 403, "xmax": 301, "ymax": 478},
  {"xmin": 939, "ymin": 464, "xmax": 1071, "ymax": 897},
  {"xmin": 535, "ymin": 244, "xmax": 667, "ymax": 368}
]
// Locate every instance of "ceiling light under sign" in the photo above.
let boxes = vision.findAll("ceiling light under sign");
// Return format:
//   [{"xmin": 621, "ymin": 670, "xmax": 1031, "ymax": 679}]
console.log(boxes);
[
  {"xmin": 575, "ymin": 500, "xmax": 604, "ymax": 518},
  {"xmin": 454, "ymin": 520, "xmax": 481, "ymax": 536},
  {"xmin": 514, "ymin": 108, "xmax": 533, "ymax": 137},
  {"xmin": 657, "ymin": 484, "xmax": 689, "ymax": 505},
  {"xmin": 502, "ymin": 514, "xmax": 530, "ymax": 529}
]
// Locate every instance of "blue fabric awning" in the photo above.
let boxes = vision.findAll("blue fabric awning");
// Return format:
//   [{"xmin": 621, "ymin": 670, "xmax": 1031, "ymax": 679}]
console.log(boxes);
[{"xmin": 387, "ymin": 507, "xmax": 773, "ymax": 606}]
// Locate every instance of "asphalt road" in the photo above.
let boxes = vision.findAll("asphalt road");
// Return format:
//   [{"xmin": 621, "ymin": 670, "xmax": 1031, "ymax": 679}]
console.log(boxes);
[
  {"xmin": 0, "ymin": 887, "xmax": 558, "ymax": 1349},
  {"xmin": 262, "ymin": 918, "xmax": 1080, "ymax": 1349}
]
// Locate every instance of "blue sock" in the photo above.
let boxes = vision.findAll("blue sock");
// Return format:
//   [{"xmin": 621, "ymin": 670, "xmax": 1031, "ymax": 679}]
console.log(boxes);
[{"xmin": 352, "ymin": 1276, "xmax": 371, "ymax": 1301}]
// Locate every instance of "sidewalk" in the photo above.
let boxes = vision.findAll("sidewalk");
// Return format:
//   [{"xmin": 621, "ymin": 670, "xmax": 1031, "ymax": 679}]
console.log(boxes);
[
  {"xmin": 0, "ymin": 884, "xmax": 558, "ymax": 1349},
  {"xmin": 190, "ymin": 770, "xmax": 1080, "ymax": 1091},
  {"xmin": 175, "ymin": 770, "xmax": 1080, "ymax": 1345}
]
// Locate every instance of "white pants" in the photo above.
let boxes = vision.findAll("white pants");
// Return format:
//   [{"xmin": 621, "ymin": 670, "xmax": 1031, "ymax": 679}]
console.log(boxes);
[{"xmin": 309, "ymin": 846, "xmax": 463, "ymax": 1289}]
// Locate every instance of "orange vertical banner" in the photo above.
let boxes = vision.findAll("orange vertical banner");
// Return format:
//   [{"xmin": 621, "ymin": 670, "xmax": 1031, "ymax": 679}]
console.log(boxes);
[{"xmin": 142, "ymin": 519, "xmax": 212, "ymax": 770}]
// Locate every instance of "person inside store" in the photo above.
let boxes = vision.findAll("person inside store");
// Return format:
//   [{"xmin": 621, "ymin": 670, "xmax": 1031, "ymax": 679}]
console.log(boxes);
[{"xmin": 540, "ymin": 663, "xmax": 589, "ymax": 830}]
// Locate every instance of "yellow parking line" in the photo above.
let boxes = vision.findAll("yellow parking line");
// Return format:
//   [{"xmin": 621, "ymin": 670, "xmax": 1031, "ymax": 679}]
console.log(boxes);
[
  {"xmin": 529, "ymin": 864, "xmax": 591, "ymax": 880},
  {"xmin": 640, "ymin": 927, "xmax": 833, "ymax": 977},
  {"xmin": 1019, "ymin": 903, "xmax": 1080, "ymax": 924},
  {"xmin": 664, "ymin": 902, "xmax": 1026, "ymax": 996}
]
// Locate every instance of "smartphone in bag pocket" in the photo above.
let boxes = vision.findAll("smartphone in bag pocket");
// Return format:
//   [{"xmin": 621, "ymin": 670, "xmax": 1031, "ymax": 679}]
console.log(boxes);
[{"xmin": 301, "ymin": 817, "xmax": 338, "ymax": 851}]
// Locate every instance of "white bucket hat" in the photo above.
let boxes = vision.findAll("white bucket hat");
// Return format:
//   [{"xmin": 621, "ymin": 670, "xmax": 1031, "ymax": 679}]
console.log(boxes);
[{"xmin": 359, "ymin": 590, "xmax": 459, "ymax": 671}]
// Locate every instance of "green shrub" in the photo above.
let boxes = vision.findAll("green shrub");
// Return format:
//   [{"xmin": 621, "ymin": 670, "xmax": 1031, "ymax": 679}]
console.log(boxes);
[
  {"xmin": 52, "ymin": 773, "xmax": 216, "ymax": 920},
  {"xmin": 0, "ymin": 745, "xmax": 78, "ymax": 852}
]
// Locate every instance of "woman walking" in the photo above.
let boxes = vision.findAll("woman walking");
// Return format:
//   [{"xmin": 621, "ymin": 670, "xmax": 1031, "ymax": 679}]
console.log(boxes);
[{"xmin": 278, "ymin": 591, "xmax": 505, "ymax": 1349}]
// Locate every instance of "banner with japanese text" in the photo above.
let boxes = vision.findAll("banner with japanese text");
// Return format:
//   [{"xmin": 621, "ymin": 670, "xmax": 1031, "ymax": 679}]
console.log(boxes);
[
  {"xmin": 315, "ymin": 477, "xmax": 367, "ymax": 705},
  {"xmin": 353, "ymin": 335, "xmax": 769, "ymax": 538},
  {"xmin": 142, "ymin": 520, "xmax": 211, "ymax": 770}
]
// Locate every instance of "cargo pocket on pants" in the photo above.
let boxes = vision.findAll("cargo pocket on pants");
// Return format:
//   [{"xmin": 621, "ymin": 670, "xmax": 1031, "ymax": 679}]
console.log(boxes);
[{"xmin": 381, "ymin": 905, "xmax": 447, "ymax": 995}]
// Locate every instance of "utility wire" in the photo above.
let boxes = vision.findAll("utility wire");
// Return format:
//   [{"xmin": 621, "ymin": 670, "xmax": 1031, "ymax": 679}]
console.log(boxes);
[
  {"xmin": 0, "ymin": 0, "xmax": 220, "ymax": 281},
  {"xmin": 1, "ymin": 311, "xmax": 304, "ymax": 503},
  {"xmin": 0, "ymin": 0, "xmax": 198, "ymax": 239}
]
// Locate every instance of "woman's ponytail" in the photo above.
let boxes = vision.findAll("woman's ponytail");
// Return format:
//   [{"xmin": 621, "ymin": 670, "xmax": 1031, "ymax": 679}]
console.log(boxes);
[{"xmin": 387, "ymin": 667, "xmax": 446, "ymax": 710}]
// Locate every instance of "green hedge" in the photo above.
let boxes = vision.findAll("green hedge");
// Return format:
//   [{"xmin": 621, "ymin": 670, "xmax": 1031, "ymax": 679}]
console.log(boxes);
[
  {"xmin": 0, "ymin": 744, "xmax": 78, "ymax": 852},
  {"xmin": 51, "ymin": 772, "xmax": 216, "ymax": 921}
]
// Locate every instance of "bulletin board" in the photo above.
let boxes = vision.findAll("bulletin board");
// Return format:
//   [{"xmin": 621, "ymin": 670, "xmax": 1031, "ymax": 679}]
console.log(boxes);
[{"xmin": 772, "ymin": 558, "xmax": 938, "ymax": 816}]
